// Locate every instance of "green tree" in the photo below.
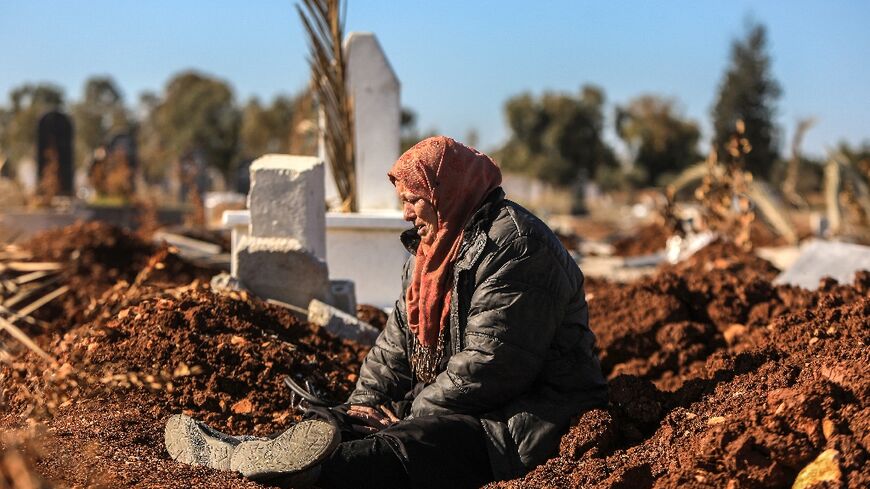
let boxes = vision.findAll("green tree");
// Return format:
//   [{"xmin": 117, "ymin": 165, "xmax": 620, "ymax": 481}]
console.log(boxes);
[
  {"xmin": 149, "ymin": 71, "xmax": 240, "ymax": 178},
  {"xmin": 497, "ymin": 85, "xmax": 614, "ymax": 186},
  {"xmin": 72, "ymin": 76, "xmax": 130, "ymax": 168},
  {"xmin": 616, "ymin": 95, "xmax": 701, "ymax": 185},
  {"xmin": 712, "ymin": 21, "xmax": 781, "ymax": 178},
  {"xmin": 238, "ymin": 95, "xmax": 302, "ymax": 159},
  {"xmin": 136, "ymin": 91, "xmax": 170, "ymax": 182},
  {"xmin": 0, "ymin": 83, "xmax": 65, "ymax": 168}
]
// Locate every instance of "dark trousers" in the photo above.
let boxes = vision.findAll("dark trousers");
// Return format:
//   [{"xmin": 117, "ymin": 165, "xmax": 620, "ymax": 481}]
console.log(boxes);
[{"xmin": 303, "ymin": 405, "xmax": 493, "ymax": 489}]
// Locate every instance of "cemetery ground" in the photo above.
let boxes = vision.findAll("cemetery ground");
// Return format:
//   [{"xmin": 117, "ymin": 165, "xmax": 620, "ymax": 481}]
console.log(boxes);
[{"xmin": 0, "ymin": 221, "xmax": 867, "ymax": 488}]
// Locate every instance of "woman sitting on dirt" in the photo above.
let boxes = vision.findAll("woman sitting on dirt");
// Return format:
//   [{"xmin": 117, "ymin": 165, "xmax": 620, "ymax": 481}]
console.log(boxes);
[{"xmin": 164, "ymin": 136, "xmax": 608, "ymax": 488}]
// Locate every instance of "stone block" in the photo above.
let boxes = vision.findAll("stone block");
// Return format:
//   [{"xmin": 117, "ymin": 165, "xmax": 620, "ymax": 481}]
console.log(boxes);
[
  {"xmin": 308, "ymin": 299, "xmax": 380, "ymax": 345},
  {"xmin": 329, "ymin": 279, "xmax": 357, "ymax": 315},
  {"xmin": 235, "ymin": 235, "xmax": 330, "ymax": 308},
  {"xmin": 774, "ymin": 240, "xmax": 870, "ymax": 290},
  {"xmin": 248, "ymin": 155, "xmax": 326, "ymax": 259}
]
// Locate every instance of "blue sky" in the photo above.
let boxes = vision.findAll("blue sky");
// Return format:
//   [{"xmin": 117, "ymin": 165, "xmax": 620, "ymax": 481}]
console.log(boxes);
[{"xmin": 1, "ymin": 0, "xmax": 868, "ymax": 158}]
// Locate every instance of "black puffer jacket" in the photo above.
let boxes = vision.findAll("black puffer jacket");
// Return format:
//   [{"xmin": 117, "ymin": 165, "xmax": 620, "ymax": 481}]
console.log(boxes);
[{"xmin": 347, "ymin": 188, "xmax": 607, "ymax": 480}]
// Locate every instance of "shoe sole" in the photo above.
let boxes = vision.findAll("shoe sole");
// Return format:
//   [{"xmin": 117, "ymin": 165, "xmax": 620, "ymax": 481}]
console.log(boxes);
[
  {"xmin": 164, "ymin": 414, "xmax": 234, "ymax": 471},
  {"xmin": 230, "ymin": 419, "xmax": 339, "ymax": 479}
]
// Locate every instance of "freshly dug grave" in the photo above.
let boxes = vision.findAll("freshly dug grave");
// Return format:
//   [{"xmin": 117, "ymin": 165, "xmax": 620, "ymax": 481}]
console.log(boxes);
[
  {"xmin": 21, "ymin": 221, "xmax": 215, "ymax": 331},
  {"xmin": 3, "ymin": 221, "xmax": 867, "ymax": 488},
  {"xmin": 610, "ymin": 222, "xmax": 672, "ymax": 257},
  {"xmin": 1, "ymin": 284, "xmax": 367, "ymax": 488},
  {"xmin": 494, "ymin": 242, "xmax": 869, "ymax": 488},
  {"xmin": 609, "ymin": 220, "xmax": 788, "ymax": 257}
]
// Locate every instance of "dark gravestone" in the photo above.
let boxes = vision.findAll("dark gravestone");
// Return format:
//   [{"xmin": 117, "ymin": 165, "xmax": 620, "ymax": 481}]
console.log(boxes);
[
  {"xmin": 37, "ymin": 111, "xmax": 74, "ymax": 196},
  {"xmin": 179, "ymin": 148, "xmax": 209, "ymax": 202},
  {"xmin": 107, "ymin": 133, "xmax": 138, "ymax": 171},
  {"xmin": 235, "ymin": 158, "xmax": 254, "ymax": 194},
  {"xmin": 106, "ymin": 133, "xmax": 138, "ymax": 194}
]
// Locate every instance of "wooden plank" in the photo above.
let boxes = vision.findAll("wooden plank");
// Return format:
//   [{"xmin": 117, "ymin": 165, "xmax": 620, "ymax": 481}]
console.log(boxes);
[
  {"xmin": 2, "ymin": 276, "xmax": 60, "ymax": 308},
  {"xmin": 13, "ymin": 269, "xmax": 59, "ymax": 285},
  {"xmin": 0, "ymin": 315, "xmax": 53, "ymax": 362},
  {"xmin": 0, "ymin": 303, "xmax": 44, "ymax": 329},
  {"xmin": 2, "ymin": 262, "xmax": 64, "ymax": 273},
  {"xmin": 14, "ymin": 285, "xmax": 70, "ymax": 319},
  {"xmin": 153, "ymin": 231, "xmax": 222, "ymax": 256}
]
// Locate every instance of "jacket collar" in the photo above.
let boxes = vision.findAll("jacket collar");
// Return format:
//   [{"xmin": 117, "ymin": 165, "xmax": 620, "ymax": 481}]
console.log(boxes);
[{"xmin": 399, "ymin": 187, "xmax": 505, "ymax": 255}]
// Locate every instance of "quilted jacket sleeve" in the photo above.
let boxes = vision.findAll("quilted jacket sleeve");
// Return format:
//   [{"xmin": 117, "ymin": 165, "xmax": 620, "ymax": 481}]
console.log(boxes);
[
  {"xmin": 410, "ymin": 235, "xmax": 571, "ymax": 417},
  {"xmin": 346, "ymin": 258, "xmax": 415, "ymax": 406}
]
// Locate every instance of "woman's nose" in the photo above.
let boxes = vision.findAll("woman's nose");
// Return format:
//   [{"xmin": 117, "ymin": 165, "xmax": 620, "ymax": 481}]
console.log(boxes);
[{"xmin": 403, "ymin": 203, "xmax": 416, "ymax": 221}]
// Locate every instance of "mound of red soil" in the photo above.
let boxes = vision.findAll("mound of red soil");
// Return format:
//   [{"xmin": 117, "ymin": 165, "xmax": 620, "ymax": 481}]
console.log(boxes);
[
  {"xmin": 1, "ymin": 285, "xmax": 367, "ymax": 488},
  {"xmin": 611, "ymin": 223, "xmax": 672, "ymax": 257},
  {"xmin": 21, "ymin": 221, "xmax": 214, "ymax": 330},
  {"xmin": 611, "ymin": 221, "xmax": 789, "ymax": 257},
  {"xmin": 4, "ymin": 221, "xmax": 868, "ymax": 488},
  {"xmin": 493, "ymin": 245, "xmax": 869, "ymax": 488},
  {"xmin": 357, "ymin": 304, "xmax": 389, "ymax": 330}
]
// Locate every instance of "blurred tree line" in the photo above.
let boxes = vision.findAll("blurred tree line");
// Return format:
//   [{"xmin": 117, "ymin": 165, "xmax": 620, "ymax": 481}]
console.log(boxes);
[
  {"xmin": 0, "ymin": 70, "xmax": 318, "ymax": 194},
  {"xmin": 0, "ymin": 21, "xmax": 865, "ymax": 204},
  {"xmin": 495, "ymin": 21, "xmax": 830, "ymax": 197}
]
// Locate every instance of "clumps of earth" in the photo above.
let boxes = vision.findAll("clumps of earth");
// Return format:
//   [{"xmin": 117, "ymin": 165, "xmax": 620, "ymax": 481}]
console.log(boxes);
[
  {"xmin": 493, "ymin": 241, "xmax": 868, "ymax": 488},
  {"xmin": 1, "ymin": 223, "xmax": 867, "ymax": 488}
]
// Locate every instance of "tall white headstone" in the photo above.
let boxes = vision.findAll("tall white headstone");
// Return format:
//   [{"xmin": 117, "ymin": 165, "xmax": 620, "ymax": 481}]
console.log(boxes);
[{"xmin": 345, "ymin": 32, "xmax": 401, "ymax": 211}]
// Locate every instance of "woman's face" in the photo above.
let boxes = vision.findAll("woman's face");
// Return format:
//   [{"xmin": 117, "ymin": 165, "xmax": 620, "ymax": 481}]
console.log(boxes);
[{"xmin": 395, "ymin": 180, "xmax": 438, "ymax": 245}]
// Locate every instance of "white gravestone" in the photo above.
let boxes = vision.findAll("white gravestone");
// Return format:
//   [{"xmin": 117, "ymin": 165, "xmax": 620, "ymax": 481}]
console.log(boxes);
[
  {"xmin": 248, "ymin": 155, "xmax": 326, "ymax": 260},
  {"xmin": 232, "ymin": 155, "xmax": 331, "ymax": 308},
  {"xmin": 235, "ymin": 235, "xmax": 330, "ymax": 308},
  {"xmin": 323, "ymin": 32, "xmax": 401, "ymax": 212}
]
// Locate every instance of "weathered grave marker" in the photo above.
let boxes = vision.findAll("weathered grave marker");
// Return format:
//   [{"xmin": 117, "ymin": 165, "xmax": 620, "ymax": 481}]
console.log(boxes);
[
  {"xmin": 233, "ymin": 155, "xmax": 330, "ymax": 308},
  {"xmin": 37, "ymin": 111, "xmax": 74, "ymax": 196}
]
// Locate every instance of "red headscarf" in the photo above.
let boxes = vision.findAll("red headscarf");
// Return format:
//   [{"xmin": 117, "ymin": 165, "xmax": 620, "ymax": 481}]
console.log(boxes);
[{"xmin": 388, "ymin": 136, "xmax": 502, "ymax": 380}]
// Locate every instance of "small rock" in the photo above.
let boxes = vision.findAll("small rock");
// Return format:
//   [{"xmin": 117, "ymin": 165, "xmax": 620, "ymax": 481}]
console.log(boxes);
[
  {"xmin": 707, "ymin": 416, "xmax": 727, "ymax": 425},
  {"xmin": 232, "ymin": 398, "xmax": 254, "ymax": 414},
  {"xmin": 822, "ymin": 418, "xmax": 836, "ymax": 439},
  {"xmin": 791, "ymin": 449, "xmax": 841, "ymax": 489}
]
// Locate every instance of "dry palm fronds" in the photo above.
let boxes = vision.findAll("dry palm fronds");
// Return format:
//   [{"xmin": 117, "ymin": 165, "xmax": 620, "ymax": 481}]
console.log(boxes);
[{"xmin": 297, "ymin": 0, "xmax": 357, "ymax": 211}]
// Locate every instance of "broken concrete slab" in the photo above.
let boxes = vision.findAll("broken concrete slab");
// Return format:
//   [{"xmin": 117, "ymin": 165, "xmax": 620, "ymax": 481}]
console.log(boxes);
[
  {"xmin": 235, "ymin": 235, "xmax": 330, "ymax": 308},
  {"xmin": 308, "ymin": 299, "xmax": 379, "ymax": 346},
  {"xmin": 248, "ymin": 155, "xmax": 326, "ymax": 259},
  {"xmin": 774, "ymin": 240, "xmax": 870, "ymax": 290},
  {"xmin": 328, "ymin": 279, "xmax": 357, "ymax": 315}
]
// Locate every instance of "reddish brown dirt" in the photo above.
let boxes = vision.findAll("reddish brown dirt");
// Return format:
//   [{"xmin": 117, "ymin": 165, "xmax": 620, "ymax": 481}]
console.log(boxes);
[
  {"xmin": 492, "ymin": 242, "xmax": 869, "ymax": 489},
  {"xmin": 22, "ymin": 221, "xmax": 215, "ymax": 331},
  {"xmin": 357, "ymin": 304, "xmax": 389, "ymax": 331},
  {"xmin": 610, "ymin": 221, "xmax": 789, "ymax": 257},
  {"xmin": 611, "ymin": 223, "xmax": 672, "ymax": 257},
  {"xmin": 3, "ymin": 223, "xmax": 868, "ymax": 488},
  {"xmin": 1, "ymin": 285, "xmax": 367, "ymax": 488}
]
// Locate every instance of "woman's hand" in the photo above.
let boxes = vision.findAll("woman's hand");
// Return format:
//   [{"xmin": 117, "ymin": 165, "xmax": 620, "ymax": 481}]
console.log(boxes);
[{"xmin": 346, "ymin": 404, "xmax": 400, "ymax": 434}]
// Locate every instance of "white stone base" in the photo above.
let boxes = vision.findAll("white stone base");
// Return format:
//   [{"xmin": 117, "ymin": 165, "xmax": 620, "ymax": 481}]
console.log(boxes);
[
  {"xmin": 224, "ymin": 210, "xmax": 409, "ymax": 309},
  {"xmin": 235, "ymin": 235, "xmax": 331, "ymax": 308}
]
